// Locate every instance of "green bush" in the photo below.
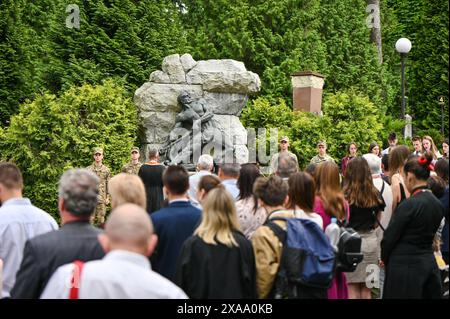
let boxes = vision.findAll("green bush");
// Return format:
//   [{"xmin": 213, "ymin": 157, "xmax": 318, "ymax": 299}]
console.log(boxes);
[
  {"xmin": 241, "ymin": 97, "xmax": 293, "ymax": 129},
  {"xmin": 241, "ymin": 91, "xmax": 405, "ymax": 169},
  {"xmin": 0, "ymin": 79, "xmax": 138, "ymax": 220}
]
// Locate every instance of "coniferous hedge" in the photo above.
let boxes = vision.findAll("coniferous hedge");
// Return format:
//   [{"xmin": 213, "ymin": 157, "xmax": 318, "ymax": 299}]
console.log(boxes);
[{"xmin": 0, "ymin": 79, "xmax": 137, "ymax": 219}]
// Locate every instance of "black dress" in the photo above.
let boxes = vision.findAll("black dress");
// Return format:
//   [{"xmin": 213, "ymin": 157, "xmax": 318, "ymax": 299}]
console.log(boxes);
[
  {"xmin": 381, "ymin": 186, "xmax": 444, "ymax": 299},
  {"xmin": 138, "ymin": 163, "xmax": 165, "ymax": 214},
  {"xmin": 175, "ymin": 231, "xmax": 257, "ymax": 299}
]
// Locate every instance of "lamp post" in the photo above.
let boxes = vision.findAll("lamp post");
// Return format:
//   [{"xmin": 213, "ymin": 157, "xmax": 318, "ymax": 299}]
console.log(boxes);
[
  {"xmin": 395, "ymin": 38, "xmax": 412, "ymax": 120},
  {"xmin": 438, "ymin": 96, "xmax": 445, "ymax": 135}
]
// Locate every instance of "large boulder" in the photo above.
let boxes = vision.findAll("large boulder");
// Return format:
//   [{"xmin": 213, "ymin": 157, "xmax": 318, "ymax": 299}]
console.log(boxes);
[
  {"xmin": 199, "ymin": 71, "xmax": 261, "ymax": 94},
  {"xmin": 212, "ymin": 115, "xmax": 248, "ymax": 145},
  {"xmin": 139, "ymin": 111, "xmax": 177, "ymax": 144},
  {"xmin": 134, "ymin": 83, "xmax": 203, "ymax": 113},
  {"xmin": 135, "ymin": 54, "xmax": 261, "ymax": 164},
  {"xmin": 149, "ymin": 70, "xmax": 170, "ymax": 83},
  {"xmin": 161, "ymin": 54, "xmax": 186, "ymax": 84},
  {"xmin": 202, "ymin": 92, "xmax": 248, "ymax": 116},
  {"xmin": 180, "ymin": 53, "xmax": 197, "ymax": 73},
  {"xmin": 186, "ymin": 59, "xmax": 260, "ymax": 94}
]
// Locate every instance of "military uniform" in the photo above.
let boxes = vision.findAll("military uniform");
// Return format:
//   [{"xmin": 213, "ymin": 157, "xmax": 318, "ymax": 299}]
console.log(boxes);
[
  {"xmin": 121, "ymin": 161, "xmax": 142, "ymax": 175},
  {"xmin": 87, "ymin": 148, "xmax": 111, "ymax": 225},
  {"xmin": 121, "ymin": 147, "xmax": 142, "ymax": 175},
  {"xmin": 310, "ymin": 154, "xmax": 335, "ymax": 165},
  {"xmin": 310, "ymin": 141, "xmax": 335, "ymax": 165}
]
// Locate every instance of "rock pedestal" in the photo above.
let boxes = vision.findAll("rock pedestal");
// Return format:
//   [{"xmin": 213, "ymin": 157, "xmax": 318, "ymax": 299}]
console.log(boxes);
[{"xmin": 134, "ymin": 54, "xmax": 260, "ymax": 163}]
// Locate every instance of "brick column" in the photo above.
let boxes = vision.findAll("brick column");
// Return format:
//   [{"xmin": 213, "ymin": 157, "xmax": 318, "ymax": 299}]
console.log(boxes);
[{"xmin": 291, "ymin": 71, "xmax": 325, "ymax": 113}]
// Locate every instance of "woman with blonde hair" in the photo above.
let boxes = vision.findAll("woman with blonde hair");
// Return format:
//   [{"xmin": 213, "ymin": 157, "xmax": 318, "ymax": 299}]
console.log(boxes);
[
  {"xmin": 422, "ymin": 135, "xmax": 442, "ymax": 162},
  {"xmin": 109, "ymin": 173, "xmax": 146, "ymax": 210},
  {"xmin": 388, "ymin": 145, "xmax": 410, "ymax": 213},
  {"xmin": 175, "ymin": 187, "xmax": 256, "ymax": 298}
]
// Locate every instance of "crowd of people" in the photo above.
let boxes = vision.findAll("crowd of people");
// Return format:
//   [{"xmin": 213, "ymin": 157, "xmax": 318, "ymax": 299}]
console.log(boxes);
[{"xmin": 0, "ymin": 132, "xmax": 448, "ymax": 299}]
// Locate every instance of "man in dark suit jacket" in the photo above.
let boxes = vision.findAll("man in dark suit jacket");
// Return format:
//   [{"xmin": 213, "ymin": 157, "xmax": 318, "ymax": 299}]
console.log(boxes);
[
  {"xmin": 10, "ymin": 169, "xmax": 105, "ymax": 299},
  {"xmin": 151, "ymin": 165, "xmax": 201, "ymax": 282}
]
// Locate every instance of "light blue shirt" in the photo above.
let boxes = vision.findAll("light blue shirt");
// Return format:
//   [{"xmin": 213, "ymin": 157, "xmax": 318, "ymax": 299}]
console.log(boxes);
[
  {"xmin": 0, "ymin": 198, "xmax": 58, "ymax": 298},
  {"xmin": 221, "ymin": 179, "xmax": 240, "ymax": 201}
]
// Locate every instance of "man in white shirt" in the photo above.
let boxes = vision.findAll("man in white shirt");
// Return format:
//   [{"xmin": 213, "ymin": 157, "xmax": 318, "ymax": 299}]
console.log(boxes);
[
  {"xmin": 218, "ymin": 163, "xmax": 241, "ymax": 200},
  {"xmin": 0, "ymin": 162, "xmax": 58, "ymax": 298},
  {"xmin": 411, "ymin": 136, "xmax": 423, "ymax": 157},
  {"xmin": 41, "ymin": 203, "xmax": 187, "ymax": 299},
  {"xmin": 188, "ymin": 154, "xmax": 214, "ymax": 208},
  {"xmin": 381, "ymin": 132, "xmax": 398, "ymax": 156}
]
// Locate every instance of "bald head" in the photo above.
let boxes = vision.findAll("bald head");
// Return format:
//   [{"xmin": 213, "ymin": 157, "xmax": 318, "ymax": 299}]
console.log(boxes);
[{"xmin": 104, "ymin": 204, "xmax": 154, "ymax": 252}]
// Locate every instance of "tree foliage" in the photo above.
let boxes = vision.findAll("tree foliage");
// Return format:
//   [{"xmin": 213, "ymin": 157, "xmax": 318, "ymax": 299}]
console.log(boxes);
[
  {"xmin": 241, "ymin": 91, "xmax": 404, "ymax": 169},
  {"xmin": 0, "ymin": 0, "xmax": 186, "ymax": 126},
  {"xmin": 382, "ymin": 0, "xmax": 449, "ymax": 135},
  {"xmin": 0, "ymin": 80, "xmax": 138, "ymax": 218}
]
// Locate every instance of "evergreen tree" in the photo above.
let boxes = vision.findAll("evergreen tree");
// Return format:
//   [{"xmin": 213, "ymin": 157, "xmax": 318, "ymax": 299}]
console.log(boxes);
[{"xmin": 0, "ymin": 0, "xmax": 187, "ymax": 125}]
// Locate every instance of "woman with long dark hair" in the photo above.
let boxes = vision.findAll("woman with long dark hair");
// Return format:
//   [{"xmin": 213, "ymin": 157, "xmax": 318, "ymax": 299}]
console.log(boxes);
[
  {"xmin": 369, "ymin": 142, "xmax": 381, "ymax": 157},
  {"xmin": 287, "ymin": 172, "xmax": 323, "ymax": 228},
  {"xmin": 344, "ymin": 157, "xmax": 385, "ymax": 299},
  {"xmin": 381, "ymin": 154, "xmax": 444, "ymax": 298},
  {"xmin": 235, "ymin": 164, "xmax": 266, "ymax": 239},
  {"xmin": 442, "ymin": 138, "xmax": 449, "ymax": 160}
]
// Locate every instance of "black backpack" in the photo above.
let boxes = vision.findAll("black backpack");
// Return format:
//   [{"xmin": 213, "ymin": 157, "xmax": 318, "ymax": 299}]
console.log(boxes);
[{"xmin": 335, "ymin": 221, "xmax": 363, "ymax": 272}]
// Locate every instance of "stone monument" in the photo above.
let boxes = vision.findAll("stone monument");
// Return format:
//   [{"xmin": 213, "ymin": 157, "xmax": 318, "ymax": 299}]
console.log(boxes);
[{"xmin": 134, "ymin": 53, "xmax": 260, "ymax": 167}]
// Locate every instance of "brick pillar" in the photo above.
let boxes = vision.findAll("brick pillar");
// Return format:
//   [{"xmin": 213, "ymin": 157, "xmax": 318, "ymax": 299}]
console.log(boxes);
[{"xmin": 291, "ymin": 71, "xmax": 325, "ymax": 114}]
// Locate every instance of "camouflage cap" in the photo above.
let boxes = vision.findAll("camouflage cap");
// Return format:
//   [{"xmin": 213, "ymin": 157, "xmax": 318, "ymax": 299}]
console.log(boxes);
[
  {"xmin": 131, "ymin": 147, "xmax": 140, "ymax": 153},
  {"xmin": 317, "ymin": 140, "xmax": 327, "ymax": 147},
  {"xmin": 93, "ymin": 147, "xmax": 103, "ymax": 155},
  {"xmin": 280, "ymin": 136, "xmax": 289, "ymax": 142}
]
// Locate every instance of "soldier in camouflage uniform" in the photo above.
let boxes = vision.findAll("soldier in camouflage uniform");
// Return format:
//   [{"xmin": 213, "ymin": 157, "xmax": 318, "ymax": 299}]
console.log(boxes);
[
  {"xmin": 310, "ymin": 140, "xmax": 335, "ymax": 165},
  {"xmin": 121, "ymin": 147, "xmax": 143, "ymax": 175},
  {"xmin": 86, "ymin": 147, "xmax": 111, "ymax": 225}
]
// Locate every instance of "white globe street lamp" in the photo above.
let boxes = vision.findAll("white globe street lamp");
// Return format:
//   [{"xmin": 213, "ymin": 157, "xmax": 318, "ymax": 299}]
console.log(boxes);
[
  {"xmin": 395, "ymin": 38, "xmax": 412, "ymax": 54},
  {"xmin": 395, "ymin": 38, "xmax": 412, "ymax": 120}
]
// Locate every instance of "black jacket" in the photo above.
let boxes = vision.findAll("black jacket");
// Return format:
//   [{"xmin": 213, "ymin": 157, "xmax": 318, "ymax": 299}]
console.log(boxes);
[
  {"xmin": 175, "ymin": 232, "xmax": 256, "ymax": 299},
  {"xmin": 381, "ymin": 188, "xmax": 444, "ymax": 264},
  {"xmin": 10, "ymin": 221, "xmax": 105, "ymax": 299}
]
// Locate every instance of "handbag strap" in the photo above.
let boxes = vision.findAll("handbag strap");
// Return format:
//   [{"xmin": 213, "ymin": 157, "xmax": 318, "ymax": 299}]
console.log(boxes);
[{"xmin": 69, "ymin": 260, "xmax": 85, "ymax": 299}]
